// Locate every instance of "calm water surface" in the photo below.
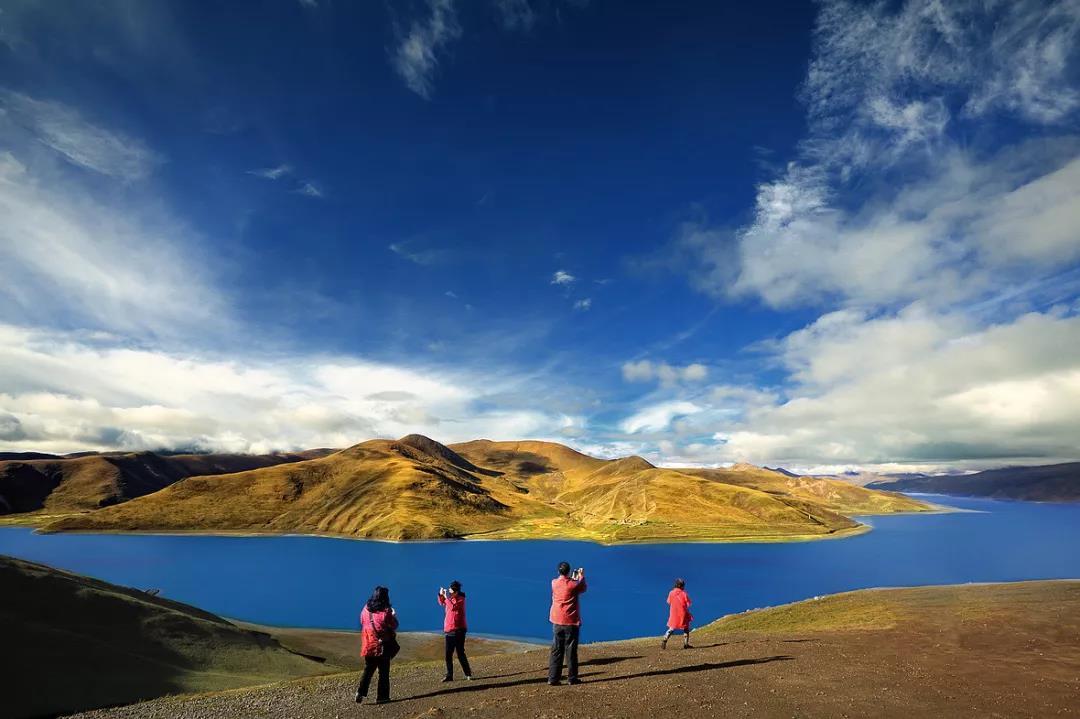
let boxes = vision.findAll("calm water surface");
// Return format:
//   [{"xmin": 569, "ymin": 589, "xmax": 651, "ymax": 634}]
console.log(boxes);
[{"xmin": 2, "ymin": 495, "xmax": 1078, "ymax": 642}]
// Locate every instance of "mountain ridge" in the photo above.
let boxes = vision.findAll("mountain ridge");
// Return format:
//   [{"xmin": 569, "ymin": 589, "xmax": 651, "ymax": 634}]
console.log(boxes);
[{"xmin": 45, "ymin": 435, "xmax": 932, "ymax": 542}]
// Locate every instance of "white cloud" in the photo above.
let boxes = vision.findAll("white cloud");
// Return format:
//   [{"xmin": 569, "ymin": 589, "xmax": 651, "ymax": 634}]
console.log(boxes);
[
  {"xmin": 573, "ymin": 298, "xmax": 592, "ymax": 311},
  {"xmin": 249, "ymin": 164, "xmax": 291, "ymax": 180},
  {"xmin": 0, "ymin": 324, "xmax": 578, "ymax": 454},
  {"xmin": 551, "ymin": 270, "xmax": 575, "ymax": 285},
  {"xmin": 294, "ymin": 181, "xmax": 323, "ymax": 198},
  {"xmin": 674, "ymin": 307, "xmax": 1080, "ymax": 469},
  {"xmin": 392, "ymin": 0, "xmax": 461, "ymax": 99},
  {"xmin": 620, "ymin": 400, "xmax": 703, "ymax": 434},
  {"xmin": 0, "ymin": 110, "xmax": 227, "ymax": 339},
  {"xmin": 621, "ymin": 360, "xmax": 707, "ymax": 387},
  {"xmin": 1, "ymin": 90, "xmax": 161, "ymax": 181},
  {"xmin": 493, "ymin": 0, "xmax": 536, "ymax": 31},
  {"xmin": 679, "ymin": 1, "xmax": 1080, "ymax": 309},
  {"xmin": 388, "ymin": 241, "xmax": 449, "ymax": 266}
]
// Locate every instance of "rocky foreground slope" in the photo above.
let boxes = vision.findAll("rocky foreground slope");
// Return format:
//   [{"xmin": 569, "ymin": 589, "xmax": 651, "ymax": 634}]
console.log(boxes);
[
  {"xmin": 46, "ymin": 435, "xmax": 930, "ymax": 542},
  {"xmin": 69, "ymin": 580, "xmax": 1080, "ymax": 719}
]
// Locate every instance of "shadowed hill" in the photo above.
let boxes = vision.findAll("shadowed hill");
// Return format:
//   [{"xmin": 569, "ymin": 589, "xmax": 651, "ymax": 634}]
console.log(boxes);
[
  {"xmin": 1, "ymin": 555, "xmax": 331, "ymax": 719},
  {"xmin": 48, "ymin": 436, "xmax": 933, "ymax": 542},
  {"xmin": 868, "ymin": 461, "xmax": 1080, "ymax": 502},
  {"xmin": 0, "ymin": 449, "xmax": 336, "ymax": 514}
]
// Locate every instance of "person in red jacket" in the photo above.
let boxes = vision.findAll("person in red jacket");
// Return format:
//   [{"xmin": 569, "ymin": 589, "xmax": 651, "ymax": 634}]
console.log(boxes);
[
  {"xmin": 356, "ymin": 586, "xmax": 400, "ymax": 704},
  {"xmin": 548, "ymin": 561, "xmax": 587, "ymax": 685},
  {"xmin": 661, "ymin": 578, "xmax": 694, "ymax": 649},
  {"xmin": 438, "ymin": 580, "xmax": 473, "ymax": 681}
]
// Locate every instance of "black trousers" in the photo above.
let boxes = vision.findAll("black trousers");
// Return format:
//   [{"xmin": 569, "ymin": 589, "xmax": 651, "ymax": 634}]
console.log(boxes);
[
  {"xmin": 548, "ymin": 623, "xmax": 580, "ymax": 683},
  {"xmin": 444, "ymin": 630, "xmax": 472, "ymax": 678},
  {"xmin": 357, "ymin": 654, "xmax": 391, "ymax": 702}
]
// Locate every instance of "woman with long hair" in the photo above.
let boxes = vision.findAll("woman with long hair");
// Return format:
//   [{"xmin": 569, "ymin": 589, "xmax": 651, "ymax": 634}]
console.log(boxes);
[{"xmin": 356, "ymin": 586, "xmax": 400, "ymax": 704}]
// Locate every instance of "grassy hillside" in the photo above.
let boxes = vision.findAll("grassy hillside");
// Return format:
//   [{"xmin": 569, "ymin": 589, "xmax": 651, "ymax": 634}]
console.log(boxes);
[
  {"xmin": 1, "ymin": 555, "xmax": 332, "ymax": 719},
  {"xmin": 47, "ymin": 435, "xmax": 932, "ymax": 542},
  {"xmin": 0, "ymin": 449, "xmax": 334, "ymax": 514},
  {"xmin": 869, "ymin": 461, "xmax": 1080, "ymax": 502},
  {"xmin": 681, "ymin": 463, "xmax": 931, "ymax": 515}
]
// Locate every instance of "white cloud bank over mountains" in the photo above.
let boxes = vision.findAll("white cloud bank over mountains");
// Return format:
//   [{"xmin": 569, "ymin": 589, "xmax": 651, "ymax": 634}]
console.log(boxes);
[{"xmin": 0, "ymin": 324, "xmax": 580, "ymax": 454}]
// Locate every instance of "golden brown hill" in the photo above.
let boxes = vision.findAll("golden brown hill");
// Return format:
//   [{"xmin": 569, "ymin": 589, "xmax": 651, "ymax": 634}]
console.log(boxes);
[
  {"xmin": 0, "ymin": 449, "xmax": 335, "ymax": 514},
  {"xmin": 679, "ymin": 464, "xmax": 931, "ymax": 515},
  {"xmin": 1, "ymin": 554, "xmax": 331, "ymax": 719},
  {"xmin": 48, "ymin": 436, "xmax": 933, "ymax": 542}
]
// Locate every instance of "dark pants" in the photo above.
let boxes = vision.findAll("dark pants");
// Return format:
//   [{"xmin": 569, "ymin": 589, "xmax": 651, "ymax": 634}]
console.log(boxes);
[
  {"xmin": 548, "ymin": 624, "xmax": 580, "ymax": 683},
  {"xmin": 357, "ymin": 654, "xmax": 391, "ymax": 702},
  {"xmin": 444, "ymin": 630, "xmax": 472, "ymax": 678}
]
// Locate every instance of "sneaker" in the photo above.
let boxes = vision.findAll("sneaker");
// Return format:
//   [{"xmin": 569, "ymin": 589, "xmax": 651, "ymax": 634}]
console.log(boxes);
[
  {"xmin": 441, "ymin": 675, "xmax": 453, "ymax": 682},
  {"xmin": 660, "ymin": 638, "xmax": 668, "ymax": 650},
  {"xmin": 568, "ymin": 678, "xmax": 581, "ymax": 685},
  {"xmin": 465, "ymin": 675, "xmax": 474, "ymax": 681},
  {"xmin": 548, "ymin": 680, "xmax": 562, "ymax": 686},
  {"xmin": 683, "ymin": 643, "xmax": 694, "ymax": 649},
  {"xmin": 354, "ymin": 690, "xmax": 364, "ymax": 704}
]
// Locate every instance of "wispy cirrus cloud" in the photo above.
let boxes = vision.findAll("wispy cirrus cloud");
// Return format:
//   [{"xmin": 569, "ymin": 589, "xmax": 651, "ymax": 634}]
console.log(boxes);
[
  {"xmin": 493, "ymin": 0, "xmax": 537, "ymax": 31},
  {"xmin": 1, "ymin": 90, "xmax": 161, "ymax": 181},
  {"xmin": 294, "ymin": 181, "xmax": 323, "ymax": 198},
  {"xmin": 248, "ymin": 164, "xmax": 292, "ymax": 180},
  {"xmin": 388, "ymin": 239, "xmax": 451, "ymax": 266},
  {"xmin": 392, "ymin": 0, "xmax": 461, "ymax": 99},
  {"xmin": 0, "ymin": 93, "xmax": 227, "ymax": 340}
]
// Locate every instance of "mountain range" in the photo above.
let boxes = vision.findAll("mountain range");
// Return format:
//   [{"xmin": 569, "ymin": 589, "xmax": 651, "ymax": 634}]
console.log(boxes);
[
  {"xmin": 40, "ymin": 435, "xmax": 930, "ymax": 542},
  {"xmin": 868, "ymin": 462, "xmax": 1080, "ymax": 502},
  {"xmin": 0, "ymin": 449, "xmax": 334, "ymax": 514}
]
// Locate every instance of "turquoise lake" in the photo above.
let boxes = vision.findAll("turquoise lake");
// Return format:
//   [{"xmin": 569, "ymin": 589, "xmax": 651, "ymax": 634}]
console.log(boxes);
[{"xmin": 2, "ymin": 495, "xmax": 1079, "ymax": 642}]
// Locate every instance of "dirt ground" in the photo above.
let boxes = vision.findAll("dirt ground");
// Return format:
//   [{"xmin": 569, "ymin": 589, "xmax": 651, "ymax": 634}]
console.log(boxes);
[
  {"xmin": 231, "ymin": 622, "xmax": 539, "ymax": 669},
  {"xmin": 68, "ymin": 581, "xmax": 1080, "ymax": 719}
]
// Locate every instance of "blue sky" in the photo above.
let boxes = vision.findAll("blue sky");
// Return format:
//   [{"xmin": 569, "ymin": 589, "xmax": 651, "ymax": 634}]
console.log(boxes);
[{"xmin": 1, "ymin": 0, "xmax": 1079, "ymax": 472}]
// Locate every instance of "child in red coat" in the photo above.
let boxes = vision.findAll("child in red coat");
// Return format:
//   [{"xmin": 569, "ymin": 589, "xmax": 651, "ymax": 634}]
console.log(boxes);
[{"xmin": 662, "ymin": 578, "xmax": 694, "ymax": 649}]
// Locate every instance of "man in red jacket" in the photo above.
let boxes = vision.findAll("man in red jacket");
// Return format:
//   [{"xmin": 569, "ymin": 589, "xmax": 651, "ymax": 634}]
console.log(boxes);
[
  {"xmin": 548, "ymin": 561, "xmax": 587, "ymax": 685},
  {"xmin": 438, "ymin": 580, "xmax": 472, "ymax": 681}
]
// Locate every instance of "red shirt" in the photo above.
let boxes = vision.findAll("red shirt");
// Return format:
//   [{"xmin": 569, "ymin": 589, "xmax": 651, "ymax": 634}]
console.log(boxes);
[
  {"xmin": 667, "ymin": 588, "xmax": 693, "ymax": 630},
  {"xmin": 438, "ymin": 592, "xmax": 468, "ymax": 632},
  {"xmin": 550, "ymin": 575, "xmax": 587, "ymax": 626}
]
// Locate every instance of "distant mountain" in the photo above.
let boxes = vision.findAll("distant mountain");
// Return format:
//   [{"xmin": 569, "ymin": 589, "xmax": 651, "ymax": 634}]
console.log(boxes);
[
  {"xmin": 0, "ymin": 451, "xmax": 62, "ymax": 461},
  {"xmin": 2, "ymin": 554, "xmax": 330, "ymax": 719},
  {"xmin": 869, "ymin": 462, "xmax": 1080, "ymax": 502},
  {"xmin": 0, "ymin": 449, "xmax": 336, "ymax": 514},
  {"xmin": 47, "ymin": 435, "xmax": 933, "ymax": 543}
]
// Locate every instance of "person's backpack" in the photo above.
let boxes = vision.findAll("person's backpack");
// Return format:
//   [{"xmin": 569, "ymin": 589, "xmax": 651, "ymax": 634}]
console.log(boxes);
[{"xmin": 360, "ymin": 610, "xmax": 384, "ymax": 658}]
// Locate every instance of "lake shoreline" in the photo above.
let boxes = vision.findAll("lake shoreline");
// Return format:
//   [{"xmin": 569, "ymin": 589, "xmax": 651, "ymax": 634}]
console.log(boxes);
[{"xmin": 30, "ymin": 522, "xmax": 875, "ymax": 545}]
